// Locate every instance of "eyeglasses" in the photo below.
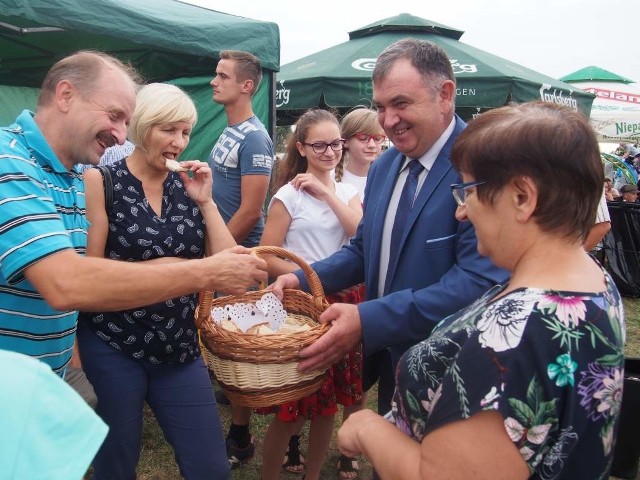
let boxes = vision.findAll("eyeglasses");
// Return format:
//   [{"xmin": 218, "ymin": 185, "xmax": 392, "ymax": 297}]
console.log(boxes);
[
  {"xmin": 302, "ymin": 139, "xmax": 345, "ymax": 154},
  {"xmin": 353, "ymin": 133, "xmax": 386, "ymax": 144},
  {"xmin": 450, "ymin": 181, "xmax": 485, "ymax": 206}
]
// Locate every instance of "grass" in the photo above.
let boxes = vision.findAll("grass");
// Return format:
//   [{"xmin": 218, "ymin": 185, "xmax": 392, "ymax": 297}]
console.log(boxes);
[
  {"xmin": 88, "ymin": 296, "xmax": 640, "ymax": 480},
  {"xmin": 133, "ymin": 382, "xmax": 377, "ymax": 480},
  {"xmin": 611, "ymin": 297, "xmax": 640, "ymax": 480},
  {"xmin": 623, "ymin": 296, "xmax": 640, "ymax": 358}
]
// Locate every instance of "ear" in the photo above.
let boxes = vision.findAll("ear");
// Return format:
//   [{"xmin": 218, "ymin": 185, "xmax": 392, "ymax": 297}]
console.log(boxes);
[
  {"xmin": 54, "ymin": 80, "xmax": 76, "ymax": 113},
  {"xmin": 296, "ymin": 141, "xmax": 306, "ymax": 157},
  {"xmin": 241, "ymin": 79, "xmax": 254, "ymax": 95},
  {"xmin": 509, "ymin": 176, "xmax": 538, "ymax": 223},
  {"xmin": 439, "ymin": 80, "xmax": 456, "ymax": 106}
]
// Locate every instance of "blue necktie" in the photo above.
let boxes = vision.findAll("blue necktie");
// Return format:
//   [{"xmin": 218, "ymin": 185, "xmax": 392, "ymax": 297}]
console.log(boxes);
[{"xmin": 385, "ymin": 159, "xmax": 424, "ymax": 291}]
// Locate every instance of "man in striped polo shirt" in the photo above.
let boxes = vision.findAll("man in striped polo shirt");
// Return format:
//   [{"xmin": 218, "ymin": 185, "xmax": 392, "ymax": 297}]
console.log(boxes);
[{"xmin": 0, "ymin": 51, "xmax": 267, "ymax": 379}]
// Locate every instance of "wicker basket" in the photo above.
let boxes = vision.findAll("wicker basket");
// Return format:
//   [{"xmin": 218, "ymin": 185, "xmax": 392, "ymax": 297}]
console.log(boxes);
[{"xmin": 195, "ymin": 246, "xmax": 330, "ymax": 408}]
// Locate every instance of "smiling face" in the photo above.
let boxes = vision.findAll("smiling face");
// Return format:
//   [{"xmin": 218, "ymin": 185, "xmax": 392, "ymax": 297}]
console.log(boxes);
[
  {"xmin": 67, "ymin": 66, "xmax": 136, "ymax": 167},
  {"xmin": 373, "ymin": 59, "xmax": 454, "ymax": 160},
  {"xmin": 344, "ymin": 131, "xmax": 385, "ymax": 168},
  {"xmin": 296, "ymin": 121, "xmax": 343, "ymax": 175}
]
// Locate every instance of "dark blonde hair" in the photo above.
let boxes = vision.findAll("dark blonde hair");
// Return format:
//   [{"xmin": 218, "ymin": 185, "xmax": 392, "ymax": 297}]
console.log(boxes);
[
  {"xmin": 274, "ymin": 109, "xmax": 341, "ymax": 193},
  {"xmin": 219, "ymin": 50, "xmax": 263, "ymax": 97},
  {"xmin": 38, "ymin": 50, "xmax": 141, "ymax": 107},
  {"xmin": 338, "ymin": 107, "xmax": 382, "ymax": 181},
  {"xmin": 451, "ymin": 101, "xmax": 603, "ymax": 242}
]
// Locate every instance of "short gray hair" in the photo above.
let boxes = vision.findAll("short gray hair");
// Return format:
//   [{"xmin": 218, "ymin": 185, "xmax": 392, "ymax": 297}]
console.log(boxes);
[
  {"xmin": 373, "ymin": 38, "xmax": 455, "ymax": 99},
  {"xmin": 38, "ymin": 50, "xmax": 141, "ymax": 107}
]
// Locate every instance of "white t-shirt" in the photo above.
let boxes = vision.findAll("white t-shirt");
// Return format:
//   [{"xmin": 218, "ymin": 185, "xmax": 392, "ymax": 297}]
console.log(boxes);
[
  {"xmin": 271, "ymin": 180, "xmax": 359, "ymax": 263},
  {"xmin": 341, "ymin": 169, "xmax": 367, "ymax": 202}
]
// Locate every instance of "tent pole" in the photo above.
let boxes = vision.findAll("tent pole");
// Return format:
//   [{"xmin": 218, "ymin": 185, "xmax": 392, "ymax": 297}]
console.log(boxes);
[{"xmin": 268, "ymin": 70, "xmax": 277, "ymax": 139}]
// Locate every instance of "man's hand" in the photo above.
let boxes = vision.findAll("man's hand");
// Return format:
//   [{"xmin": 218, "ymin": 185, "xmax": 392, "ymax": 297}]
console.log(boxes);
[
  {"xmin": 267, "ymin": 272, "xmax": 300, "ymax": 301},
  {"xmin": 298, "ymin": 303, "xmax": 362, "ymax": 372},
  {"xmin": 204, "ymin": 246, "xmax": 267, "ymax": 295}
]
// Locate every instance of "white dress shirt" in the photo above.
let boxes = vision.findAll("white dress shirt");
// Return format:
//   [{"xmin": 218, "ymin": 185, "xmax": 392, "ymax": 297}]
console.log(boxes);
[{"xmin": 378, "ymin": 117, "xmax": 456, "ymax": 297}]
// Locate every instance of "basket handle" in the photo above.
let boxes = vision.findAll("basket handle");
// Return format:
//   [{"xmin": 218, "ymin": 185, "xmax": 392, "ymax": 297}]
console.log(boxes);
[
  {"xmin": 250, "ymin": 246, "xmax": 327, "ymax": 308},
  {"xmin": 195, "ymin": 290, "xmax": 213, "ymax": 329}
]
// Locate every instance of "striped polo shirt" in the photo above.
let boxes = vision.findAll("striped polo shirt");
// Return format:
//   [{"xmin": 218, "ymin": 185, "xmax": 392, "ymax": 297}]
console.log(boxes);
[{"xmin": 0, "ymin": 110, "xmax": 88, "ymax": 376}]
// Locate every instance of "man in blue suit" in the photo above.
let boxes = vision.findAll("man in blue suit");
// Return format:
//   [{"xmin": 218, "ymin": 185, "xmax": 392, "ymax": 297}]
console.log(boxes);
[{"xmin": 272, "ymin": 38, "xmax": 508, "ymax": 413}]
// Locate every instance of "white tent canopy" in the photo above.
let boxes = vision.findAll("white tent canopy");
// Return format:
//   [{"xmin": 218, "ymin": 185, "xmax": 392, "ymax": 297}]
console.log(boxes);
[{"xmin": 561, "ymin": 66, "xmax": 640, "ymax": 143}]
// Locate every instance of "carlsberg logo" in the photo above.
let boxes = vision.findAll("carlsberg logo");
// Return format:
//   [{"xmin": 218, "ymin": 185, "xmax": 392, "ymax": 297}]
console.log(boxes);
[
  {"xmin": 276, "ymin": 81, "xmax": 290, "ymax": 108},
  {"xmin": 539, "ymin": 84, "xmax": 578, "ymax": 111},
  {"xmin": 352, "ymin": 58, "xmax": 377, "ymax": 71}
]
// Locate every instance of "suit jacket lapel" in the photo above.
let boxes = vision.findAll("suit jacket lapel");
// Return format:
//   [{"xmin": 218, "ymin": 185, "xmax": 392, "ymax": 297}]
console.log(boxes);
[{"xmin": 397, "ymin": 116, "xmax": 466, "ymax": 257}]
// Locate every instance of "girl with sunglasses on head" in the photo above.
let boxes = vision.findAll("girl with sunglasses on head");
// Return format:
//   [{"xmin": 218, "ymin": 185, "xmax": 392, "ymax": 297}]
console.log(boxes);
[
  {"xmin": 337, "ymin": 107, "xmax": 386, "ymax": 203},
  {"xmin": 257, "ymin": 109, "xmax": 363, "ymax": 480}
]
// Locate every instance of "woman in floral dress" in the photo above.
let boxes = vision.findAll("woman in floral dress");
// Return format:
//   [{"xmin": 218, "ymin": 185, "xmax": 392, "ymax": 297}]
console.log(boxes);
[{"xmin": 337, "ymin": 102, "xmax": 625, "ymax": 480}]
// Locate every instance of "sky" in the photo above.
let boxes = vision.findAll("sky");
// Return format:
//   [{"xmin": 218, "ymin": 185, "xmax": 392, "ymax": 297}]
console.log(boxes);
[{"xmin": 185, "ymin": 0, "xmax": 639, "ymax": 83}]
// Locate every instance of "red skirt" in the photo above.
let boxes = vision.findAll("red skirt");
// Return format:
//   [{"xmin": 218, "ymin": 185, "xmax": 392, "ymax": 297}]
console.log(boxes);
[{"xmin": 255, "ymin": 284, "xmax": 364, "ymax": 422}]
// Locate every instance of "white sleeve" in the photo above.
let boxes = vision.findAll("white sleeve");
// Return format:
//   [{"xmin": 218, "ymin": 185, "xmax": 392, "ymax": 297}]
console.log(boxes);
[
  {"xmin": 270, "ymin": 183, "xmax": 298, "ymax": 217},
  {"xmin": 595, "ymin": 188, "xmax": 610, "ymax": 224}
]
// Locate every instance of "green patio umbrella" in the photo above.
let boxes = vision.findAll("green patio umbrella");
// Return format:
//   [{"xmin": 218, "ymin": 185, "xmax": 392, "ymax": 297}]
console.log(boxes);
[
  {"xmin": 276, "ymin": 13, "xmax": 594, "ymax": 124},
  {"xmin": 560, "ymin": 66, "xmax": 635, "ymax": 84}
]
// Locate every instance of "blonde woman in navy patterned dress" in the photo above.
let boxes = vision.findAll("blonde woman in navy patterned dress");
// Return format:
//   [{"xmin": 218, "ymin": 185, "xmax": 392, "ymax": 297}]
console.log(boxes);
[{"xmin": 78, "ymin": 83, "xmax": 235, "ymax": 480}]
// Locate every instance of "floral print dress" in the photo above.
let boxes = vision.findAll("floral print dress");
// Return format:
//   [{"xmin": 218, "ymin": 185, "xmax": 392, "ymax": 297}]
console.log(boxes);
[{"xmin": 392, "ymin": 266, "xmax": 625, "ymax": 480}]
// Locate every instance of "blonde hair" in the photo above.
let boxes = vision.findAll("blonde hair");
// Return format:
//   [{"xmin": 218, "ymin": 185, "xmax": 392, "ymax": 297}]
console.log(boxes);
[
  {"xmin": 338, "ymin": 108, "xmax": 382, "ymax": 181},
  {"xmin": 128, "ymin": 83, "xmax": 197, "ymax": 150}
]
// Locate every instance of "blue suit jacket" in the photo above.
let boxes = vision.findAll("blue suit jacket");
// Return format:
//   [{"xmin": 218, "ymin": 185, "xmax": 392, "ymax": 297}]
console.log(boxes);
[{"xmin": 298, "ymin": 116, "xmax": 508, "ymax": 366}]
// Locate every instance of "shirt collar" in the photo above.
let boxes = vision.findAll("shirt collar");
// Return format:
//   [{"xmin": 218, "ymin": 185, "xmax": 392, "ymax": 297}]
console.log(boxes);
[{"xmin": 16, "ymin": 110, "xmax": 69, "ymax": 173}]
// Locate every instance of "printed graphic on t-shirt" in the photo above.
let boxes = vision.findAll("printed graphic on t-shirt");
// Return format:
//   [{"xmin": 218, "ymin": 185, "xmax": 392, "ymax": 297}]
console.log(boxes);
[
  {"xmin": 210, "ymin": 120, "xmax": 263, "ymax": 171},
  {"xmin": 211, "ymin": 133, "xmax": 240, "ymax": 172},
  {"xmin": 252, "ymin": 154, "xmax": 272, "ymax": 169}
]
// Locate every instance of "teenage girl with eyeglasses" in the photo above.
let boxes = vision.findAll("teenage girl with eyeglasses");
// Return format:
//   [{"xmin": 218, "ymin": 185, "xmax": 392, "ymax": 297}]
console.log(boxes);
[{"xmin": 257, "ymin": 109, "xmax": 363, "ymax": 480}]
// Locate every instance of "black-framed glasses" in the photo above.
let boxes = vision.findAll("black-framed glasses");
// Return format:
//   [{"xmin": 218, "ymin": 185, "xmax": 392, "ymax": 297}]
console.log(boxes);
[
  {"xmin": 302, "ymin": 139, "xmax": 345, "ymax": 154},
  {"xmin": 451, "ymin": 181, "xmax": 485, "ymax": 206},
  {"xmin": 353, "ymin": 133, "xmax": 386, "ymax": 144}
]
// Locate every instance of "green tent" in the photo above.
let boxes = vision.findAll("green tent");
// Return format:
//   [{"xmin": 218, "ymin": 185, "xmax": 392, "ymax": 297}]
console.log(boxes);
[
  {"xmin": 0, "ymin": 0, "xmax": 280, "ymax": 160},
  {"xmin": 276, "ymin": 13, "xmax": 594, "ymax": 124},
  {"xmin": 560, "ymin": 66, "xmax": 635, "ymax": 84}
]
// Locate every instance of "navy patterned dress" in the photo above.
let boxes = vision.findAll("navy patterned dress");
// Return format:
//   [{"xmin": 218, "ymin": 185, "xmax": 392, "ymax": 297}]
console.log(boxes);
[
  {"xmin": 81, "ymin": 160, "xmax": 205, "ymax": 364},
  {"xmin": 391, "ymin": 266, "xmax": 625, "ymax": 480}
]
